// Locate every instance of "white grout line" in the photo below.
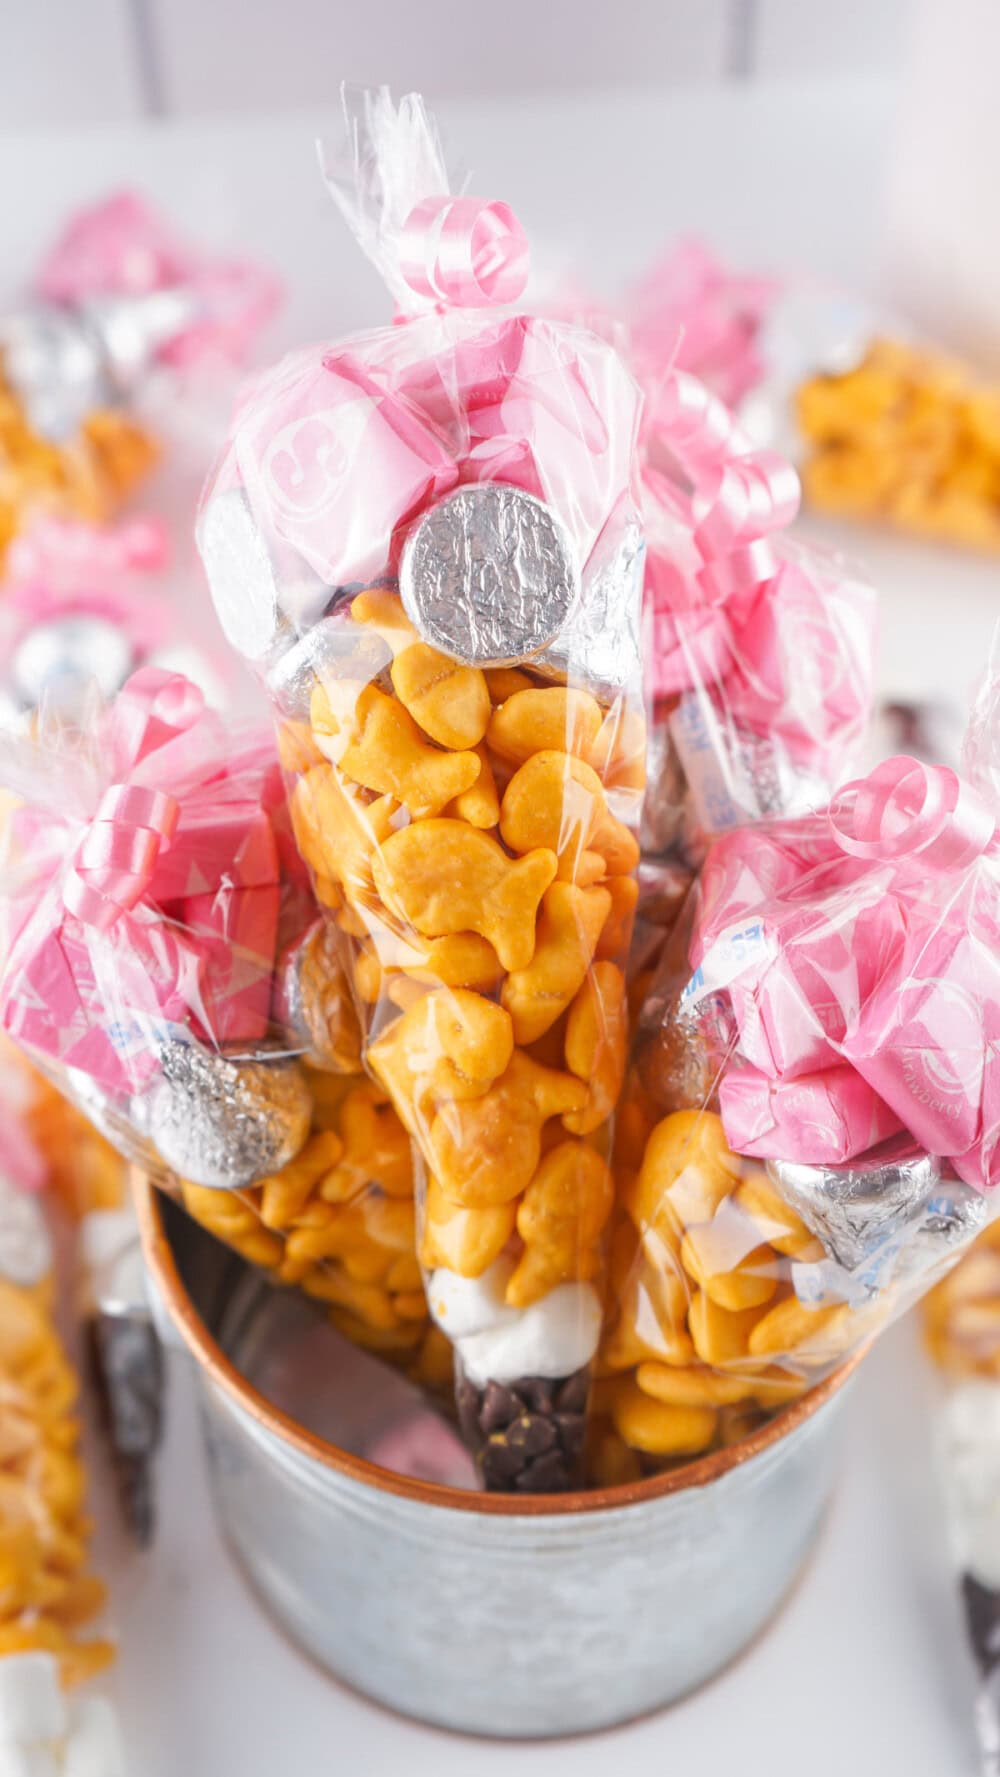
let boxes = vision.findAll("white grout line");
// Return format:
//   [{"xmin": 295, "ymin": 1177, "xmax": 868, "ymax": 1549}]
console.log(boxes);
[
  {"xmin": 124, "ymin": 0, "xmax": 167, "ymax": 117},
  {"xmin": 726, "ymin": 0, "xmax": 759, "ymax": 79}
]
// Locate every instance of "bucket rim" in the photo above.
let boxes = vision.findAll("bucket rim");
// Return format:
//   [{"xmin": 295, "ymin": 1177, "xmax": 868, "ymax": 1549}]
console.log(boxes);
[{"xmin": 136, "ymin": 1169, "xmax": 863, "ymax": 1518}]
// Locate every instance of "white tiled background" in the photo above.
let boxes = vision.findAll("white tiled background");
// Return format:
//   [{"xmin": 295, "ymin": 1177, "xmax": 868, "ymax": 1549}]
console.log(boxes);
[{"xmin": 9, "ymin": 0, "xmax": 913, "ymax": 128}]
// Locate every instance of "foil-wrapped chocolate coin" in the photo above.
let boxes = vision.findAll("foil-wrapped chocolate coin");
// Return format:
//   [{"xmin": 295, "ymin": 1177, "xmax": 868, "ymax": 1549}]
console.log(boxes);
[
  {"xmin": 400, "ymin": 485, "xmax": 579, "ymax": 667},
  {"xmin": 0, "ymin": 1176, "xmax": 51, "ymax": 1288},
  {"xmin": 12, "ymin": 616, "xmax": 134, "ymax": 712},
  {"xmin": 267, "ymin": 614, "xmax": 390, "ymax": 721},
  {"xmin": 146, "ymin": 1042, "xmax": 312, "ymax": 1189},
  {"xmin": 274, "ymin": 917, "xmax": 362, "ymax": 1072},
  {"xmin": 768, "ymin": 1136, "xmax": 941, "ymax": 1274},
  {"xmin": 198, "ymin": 485, "xmax": 285, "ymax": 662},
  {"xmin": 532, "ymin": 515, "xmax": 644, "ymax": 698}
]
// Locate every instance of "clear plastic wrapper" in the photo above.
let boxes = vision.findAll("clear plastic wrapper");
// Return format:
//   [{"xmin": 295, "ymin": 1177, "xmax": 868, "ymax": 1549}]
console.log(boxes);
[
  {"xmin": 0, "ymin": 667, "xmax": 445, "ymax": 1400},
  {"xmin": 598, "ymin": 703, "xmax": 1000, "ymax": 1478},
  {"xmin": 634, "ymin": 364, "xmax": 876, "ymax": 980},
  {"xmin": 0, "ymin": 513, "xmax": 225, "ymax": 731},
  {"xmin": 0, "ymin": 189, "xmax": 280, "ymax": 567},
  {"xmin": 198, "ymin": 89, "xmax": 645, "ymax": 1491}
]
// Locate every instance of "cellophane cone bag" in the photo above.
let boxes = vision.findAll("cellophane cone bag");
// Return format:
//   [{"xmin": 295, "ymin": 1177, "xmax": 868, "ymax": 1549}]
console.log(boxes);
[
  {"xmin": 0, "ymin": 667, "xmax": 445, "ymax": 1391},
  {"xmin": 595, "ymin": 655, "xmax": 1000, "ymax": 1483},
  {"xmin": 197, "ymin": 88, "xmax": 646, "ymax": 1491}
]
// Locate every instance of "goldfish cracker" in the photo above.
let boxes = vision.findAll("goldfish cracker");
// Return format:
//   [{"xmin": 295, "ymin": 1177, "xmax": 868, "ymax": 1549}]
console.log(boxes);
[
  {"xmin": 420, "ymin": 1176, "xmax": 517, "ymax": 1278},
  {"xmin": 372, "ymin": 819, "xmax": 557, "ymax": 974},
  {"xmin": 735, "ymin": 1170, "xmax": 826, "ymax": 1260},
  {"xmin": 595, "ymin": 875, "xmax": 640, "ymax": 963},
  {"xmin": 747, "ymin": 1295, "xmax": 853, "ymax": 1363},
  {"xmin": 609, "ymin": 1378, "xmax": 718, "ymax": 1458},
  {"xmin": 291, "ymin": 766, "xmax": 398, "ymax": 899},
  {"xmin": 679, "ymin": 1198, "xmax": 780, "ymax": 1311},
  {"xmin": 563, "ymin": 962, "xmax": 628, "ymax": 1136},
  {"xmin": 428, "ymin": 1051, "xmax": 588, "ymax": 1207},
  {"xmin": 336, "ymin": 684, "xmax": 482, "ymax": 817},
  {"xmin": 501, "ymin": 881, "xmax": 611, "ymax": 1045},
  {"xmin": 506, "ymin": 1141, "xmax": 614, "ymax": 1307},
  {"xmin": 634, "ymin": 1362, "xmax": 759, "ymax": 1408},
  {"xmin": 390, "ymin": 643, "xmax": 491, "ymax": 749},
  {"xmin": 499, "ymin": 751, "xmax": 607, "ymax": 880},
  {"xmin": 487, "ymin": 687, "xmax": 605, "ymax": 766},
  {"xmin": 443, "ymin": 744, "xmax": 501, "ymax": 829},
  {"xmin": 633, "ymin": 1109, "xmax": 742, "ymax": 1242},
  {"xmin": 368, "ymin": 988, "xmax": 514, "ymax": 1129},
  {"xmin": 485, "ymin": 668, "xmax": 535, "ymax": 703},
  {"xmin": 589, "ymin": 1427, "xmax": 645, "ymax": 1488},
  {"xmin": 688, "ymin": 1290, "xmax": 767, "ymax": 1368},
  {"xmin": 351, "ymin": 586, "xmax": 419, "ymax": 653}
]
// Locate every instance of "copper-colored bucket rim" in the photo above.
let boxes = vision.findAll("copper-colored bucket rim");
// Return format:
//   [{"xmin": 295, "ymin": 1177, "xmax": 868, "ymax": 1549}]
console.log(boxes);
[{"xmin": 136, "ymin": 1172, "xmax": 864, "ymax": 1519}]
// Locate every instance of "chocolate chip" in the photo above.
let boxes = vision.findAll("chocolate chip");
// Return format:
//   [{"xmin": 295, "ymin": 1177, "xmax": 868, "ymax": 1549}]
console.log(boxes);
[
  {"xmin": 555, "ymin": 1371, "xmax": 589, "ymax": 1414},
  {"xmin": 481, "ymin": 1436, "xmax": 527, "ymax": 1485},
  {"xmin": 518, "ymin": 1377, "xmax": 555, "ymax": 1414},
  {"xmin": 506, "ymin": 1413, "xmax": 557, "ymax": 1457},
  {"xmin": 456, "ymin": 1376, "xmax": 482, "ymax": 1443},
  {"xmin": 479, "ymin": 1381, "xmax": 522, "ymax": 1434},
  {"xmin": 962, "ymin": 1573, "xmax": 1000, "ymax": 1676},
  {"xmin": 516, "ymin": 1449, "xmax": 575, "ymax": 1492},
  {"xmin": 553, "ymin": 1413, "xmax": 587, "ymax": 1457}
]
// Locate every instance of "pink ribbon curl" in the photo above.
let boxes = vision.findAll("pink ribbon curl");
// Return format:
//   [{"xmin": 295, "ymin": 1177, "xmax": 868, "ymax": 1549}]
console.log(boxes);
[
  {"xmin": 399, "ymin": 195, "xmax": 529, "ymax": 309},
  {"xmin": 647, "ymin": 367, "xmax": 801, "ymax": 610},
  {"xmin": 61, "ymin": 667, "xmax": 204, "ymax": 932},
  {"xmin": 828, "ymin": 756, "xmax": 997, "ymax": 873}
]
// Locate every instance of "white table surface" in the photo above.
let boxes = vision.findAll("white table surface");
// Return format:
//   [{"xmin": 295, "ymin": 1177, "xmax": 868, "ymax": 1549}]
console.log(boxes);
[{"xmin": 4, "ymin": 74, "xmax": 996, "ymax": 1777}]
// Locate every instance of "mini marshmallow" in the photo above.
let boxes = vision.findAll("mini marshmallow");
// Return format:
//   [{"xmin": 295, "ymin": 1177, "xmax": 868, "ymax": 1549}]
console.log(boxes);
[
  {"xmin": 457, "ymin": 1282, "xmax": 602, "ymax": 1387},
  {"xmin": 77, "ymin": 1210, "xmax": 147, "ymax": 1315},
  {"xmin": 0, "ymin": 1179, "xmax": 51, "ymax": 1290},
  {"xmin": 427, "ymin": 1258, "xmax": 518, "ymax": 1342},
  {"xmin": 0, "ymin": 1657, "xmax": 65, "ymax": 1748},
  {"xmin": 0, "ymin": 1748, "xmax": 60, "ymax": 1777},
  {"xmin": 63, "ymin": 1698, "xmax": 126, "ymax": 1777}
]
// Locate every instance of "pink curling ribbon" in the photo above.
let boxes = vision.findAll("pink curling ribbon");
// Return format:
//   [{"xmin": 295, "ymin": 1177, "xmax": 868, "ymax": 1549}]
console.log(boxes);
[
  {"xmin": 399, "ymin": 195, "xmax": 529, "ymax": 309},
  {"xmin": 828, "ymin": 756, "xmax": 996, "ymax": 872},
  {"xmin": 61, "ymin": 669, "xmax": 202, "ymax": 931},
  {"xmin": 647, "ymin": 368, "xmax": 800, "ymax": 610}
]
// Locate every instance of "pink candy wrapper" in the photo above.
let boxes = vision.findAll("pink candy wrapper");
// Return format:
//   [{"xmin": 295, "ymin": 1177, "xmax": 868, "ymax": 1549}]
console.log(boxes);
[
  {"xmin": 0, "ymin": 668, "xmax": 282, "ymax": 1093},
  {"xmin": 36, "ymin": 190, "xmax": 281, "ymax": 370},
  {"xmin": 689, "ymin": 746, "xmax": 1000, "ymax": 1186},
  {"xmin": 719, "ymin": 1062, "xmax": 903, "ymax": 1163}
]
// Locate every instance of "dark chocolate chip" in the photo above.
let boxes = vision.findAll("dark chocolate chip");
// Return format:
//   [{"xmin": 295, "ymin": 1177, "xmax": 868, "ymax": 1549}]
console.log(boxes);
[
  {"xmin": 481, "ymin": 1436, "xmax": 527, "ymax": 1484},
  {"xmin": 506, "ymin": 1414, "xmax": 557, "ymax": 1457},
  {"xmin": 516, "ymin": 1450, "xmax": 575, "ymax": 1492},
  {"xmin": 962, "ymin": 1573, "xmax": 1000, "ymax": 1676},
  {"xmin": 555, "ymin": 1371, "xmax": 589, "ymax": 1414},
  {"xmin": 553, "ymin": 1413, "xmax": 587, "ymax": 1456},
  {"xmin": 479, "ymin": 1381, "xmax": 522, "ymax": 1434},
  {"xmin": 456, "ymin": 1377, "xmax": 482, "ymax": 1444},
  {"xmin": 518, "ymin": 1377, "xmax": 555, "ymax": 1414}
]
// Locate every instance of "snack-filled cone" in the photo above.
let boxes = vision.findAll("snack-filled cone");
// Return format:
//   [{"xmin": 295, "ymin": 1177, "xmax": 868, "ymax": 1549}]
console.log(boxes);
[
  {"xmin": 197, "ymin": 89, "xmax": 645, "ymax": 1490},
  {"xmin": 0, "ymin": 1179, "xmax": 114, "ymax": 1690},
  {"xmin": 600, "ymin": 700, "xmax": 1000, "ymax": 1474},
  {"xmin": 0, "ymin": 190, "xmax": 279, "ymax": 569}
]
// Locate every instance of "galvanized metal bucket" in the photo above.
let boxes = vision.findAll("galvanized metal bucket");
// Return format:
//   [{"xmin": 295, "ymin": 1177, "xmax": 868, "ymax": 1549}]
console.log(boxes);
[{"xmin": 138, "ymin": 1180, "xmax": 859, "ymax": 1738}]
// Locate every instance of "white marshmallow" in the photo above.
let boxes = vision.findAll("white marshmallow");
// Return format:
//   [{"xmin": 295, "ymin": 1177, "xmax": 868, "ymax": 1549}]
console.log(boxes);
[
  {"xmin": 941, "ymin": 1379, "xmax": 1000, "ymax": 1588},
  {"xmin": 0, "ymin": 1748, "xmax": 60, "ymax": 1777},
  {"xmin": 63, "ymin": 1698, "xmax": 126, "ymax": 1777},
  {"xmin": 457, "ymin": 1283, "xmax": 602, "ymax": 1387},
  {"xmin": 0, "ymin": 1657, "xmax": 65, "ymax": 1747},
  {"xmin": 78, "ymin": 1211, "xmax": 146, "ymax": 1316},
  {"xmin": 427, "ymin": 1259, "xmax": 519, "ymax": 1342},
  {"xmin": 0, "ymin": 1179, "xmax": 51, "ymax": 1289}
]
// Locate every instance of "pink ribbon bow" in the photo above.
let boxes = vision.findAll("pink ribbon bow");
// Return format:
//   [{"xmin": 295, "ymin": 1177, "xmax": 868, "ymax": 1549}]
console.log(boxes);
[
  {"xmin": 828, "ymin": 756, "xmax": 996, "ymax": 873},
  {"xmin": 0, "ymin": 669, "xmax": 282, "ymax": 1095},
  {"xmin": 399, "ymin": 195, "xmax": 529, "ymax": 310},
  {"xmin": 690, "ymin": 751, "xmax": 1000, "ymax": 1186}
]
